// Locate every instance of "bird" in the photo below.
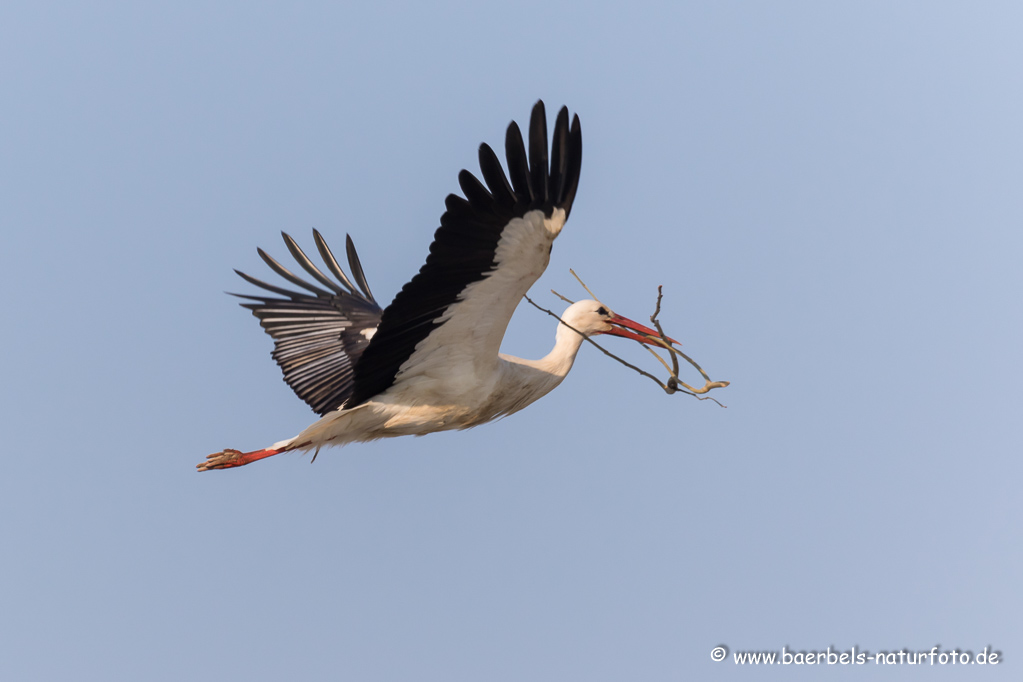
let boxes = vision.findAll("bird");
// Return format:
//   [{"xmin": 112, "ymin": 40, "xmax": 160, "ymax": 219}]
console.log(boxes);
[{"xmin": 199, "ymin": 100, "xmax": 671, "ymax": 472}]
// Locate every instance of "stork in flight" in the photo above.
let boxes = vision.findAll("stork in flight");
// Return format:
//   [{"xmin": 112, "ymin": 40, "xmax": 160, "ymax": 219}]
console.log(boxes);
[{"xmin": 199, "ymin": 101, "xmax": 670, "ymax": 471}]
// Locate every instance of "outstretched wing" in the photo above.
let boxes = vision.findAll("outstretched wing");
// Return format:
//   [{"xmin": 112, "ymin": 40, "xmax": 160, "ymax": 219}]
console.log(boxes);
[
  {"xmin": 346, "ymin": 100, "xmax": 582, "ymax": 407},
  {"xmin": 233, "ymin": 231, "xmax": 383, "ymax": 415}
]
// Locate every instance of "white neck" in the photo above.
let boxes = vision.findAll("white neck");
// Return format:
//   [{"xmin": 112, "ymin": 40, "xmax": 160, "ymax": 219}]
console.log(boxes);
[
  {"xmin": 535, "ymin": 321, "xmax": 589, "ymax": 377},
  {"xmin": 499, "ymin": 321, "xmax": 588, "ymax": 409}
]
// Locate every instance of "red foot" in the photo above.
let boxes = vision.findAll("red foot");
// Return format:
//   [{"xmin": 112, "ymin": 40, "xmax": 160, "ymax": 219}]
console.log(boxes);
[{"xmin": 196, "ymin": 447, "xmax": 282, "ymax": 472}]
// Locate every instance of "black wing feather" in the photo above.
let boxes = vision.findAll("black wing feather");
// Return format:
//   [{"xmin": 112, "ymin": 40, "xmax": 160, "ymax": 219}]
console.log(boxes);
[
  {"xmin": 560, "ymin": 114, "xmax": 583, "ymax": 218},
  {"xmin": 478, "ymin": 143, "xmax": 516, "ymax": 210},
  {"xmin": 345, "ymin": 234, "xmax": 376, "ymax": 303},
  {"xmin": 312, "ymin": 228, "xmax": 363, "ymax": 298},
  {"xmin": 549, "ymin": 107, "xmax": 569, "ymax": 205},
  {"xmin": 528, "ymin": 101, "xmax": 549, "ymax": 204},
  {"xmin": 281, "ymin": 232, "xmax": 346, "ymax": 294},
  {"xmin": 504, "ymin": 121, "xmax": 533, "ymax": 202},
  {"xmin": 256, "ymin": 248, "xmax": 332, "ymax": 297}
]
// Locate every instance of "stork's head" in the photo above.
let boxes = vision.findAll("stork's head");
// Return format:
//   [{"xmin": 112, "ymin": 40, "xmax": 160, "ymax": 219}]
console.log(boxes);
[{"xmin": 560, "ymin": 299, "xmax": 677, "ymax": 346}]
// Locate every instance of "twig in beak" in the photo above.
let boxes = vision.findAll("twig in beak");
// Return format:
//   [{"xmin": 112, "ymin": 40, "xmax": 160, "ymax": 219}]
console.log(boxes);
[
  {"xmin": 524, "ymin": 273, "xmax": 730, "ymax": 406},
  {"xmin": 523, "ymin": 294, "xmax": 696, "ymax": 397}
]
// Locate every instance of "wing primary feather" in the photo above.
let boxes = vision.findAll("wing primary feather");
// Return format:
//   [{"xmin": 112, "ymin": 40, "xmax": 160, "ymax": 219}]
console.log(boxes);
[
  {"xmin": 478, "ymin": 143, "xmax": 516, "ymax": 209},
  {"xmin": 257, "ymin": 248, "xmax": 333, "ymax": 296},
  {"xmin": 281, "ymin": 232, "xmax": 346, "ymax": 294},
  {"xmin": 505, "ymin": 121, "xmax": 532, "ymax": 202},
  {"xmin": 345, "ymin": 234, "xmax": 376, "ymax": 304},
  {"xmin": 458, "ymin": 169, "xmax": 496, "ymax": 213},
  {"xmin": 549, "ymin": 107, "xmax": 570, "ymax": 205},
  {"xmin": 312, "ymin": 228, "xmax": 360, "ymax": 296},
  {"xmin": 233, "ymin": 269, "xmax": 308, "ymax": 298},
  {"xmin": 528, "ymin": 100, "xmax": 549, "ymax": 205},
  {"xmin": 559, "ymin": 114, "xmax": 583, "ymax": 218}
]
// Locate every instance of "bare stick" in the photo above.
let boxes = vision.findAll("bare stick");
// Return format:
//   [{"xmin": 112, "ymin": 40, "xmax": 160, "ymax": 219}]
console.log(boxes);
[
  {"xmin": 643, "ymin": 342, "xmax": 676, "ymax": 377},
  {"xmin": 570, "ymin": 269, "xmax": 610, "ymax": 310},
  {"xmin": 550, "ymin": 289, "xmax": 575, "ymax": 305},
  {"xmin": 648, "ymin": 287, "xmax": 680, "ymax": 387}
]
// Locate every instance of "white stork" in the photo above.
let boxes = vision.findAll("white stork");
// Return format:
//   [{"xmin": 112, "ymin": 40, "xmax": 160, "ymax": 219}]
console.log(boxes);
[{"xmin": 199, "ymin": 101, "xmax": 670, "ymax": 471}]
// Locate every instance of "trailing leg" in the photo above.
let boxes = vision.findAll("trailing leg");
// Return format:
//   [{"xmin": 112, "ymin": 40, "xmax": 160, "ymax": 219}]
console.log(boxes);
[{"xmin": 196, "ymin": 447, "xmax": 283, "ymax": 472}]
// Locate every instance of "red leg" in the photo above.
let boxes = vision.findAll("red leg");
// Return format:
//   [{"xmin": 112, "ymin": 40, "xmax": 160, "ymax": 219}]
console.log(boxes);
[{"xmin": 197, "ymin": 447, "xmax": 282, "ymax": 472}]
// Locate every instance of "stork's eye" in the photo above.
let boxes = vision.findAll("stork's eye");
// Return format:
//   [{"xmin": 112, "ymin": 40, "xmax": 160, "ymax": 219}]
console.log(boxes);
[{"xmin": 597, "ymin": 306, "xmax": 608, "ymax": 316}]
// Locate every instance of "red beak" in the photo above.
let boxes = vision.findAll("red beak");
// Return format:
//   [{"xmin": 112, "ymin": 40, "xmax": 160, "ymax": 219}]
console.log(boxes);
[{"xmin": 600, "ymin": 313, "xmax": 680, "ymax": 346}]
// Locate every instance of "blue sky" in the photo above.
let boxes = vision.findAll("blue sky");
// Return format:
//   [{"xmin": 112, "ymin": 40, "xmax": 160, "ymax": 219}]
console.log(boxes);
[{"xmin": 2, "ymin": 2, "xmax": 1020, "ymax": 680}]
